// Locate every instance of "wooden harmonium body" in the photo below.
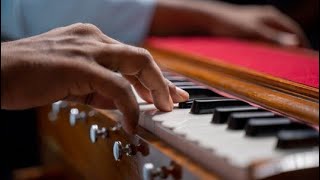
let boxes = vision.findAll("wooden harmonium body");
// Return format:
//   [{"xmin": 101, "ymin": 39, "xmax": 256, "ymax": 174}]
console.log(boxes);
[{"xmin": 37, "ymin": 37, "xmax": 319, "ymax": 180}]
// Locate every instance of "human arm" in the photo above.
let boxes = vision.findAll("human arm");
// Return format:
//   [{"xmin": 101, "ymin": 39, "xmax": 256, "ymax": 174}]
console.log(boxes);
[
  {"xmin": 1, "ymin": 0, "xmax": 309, "ymax": 47},
  {"xmin": 150, "ymin": 0, "xmax": 309, "ymax": 47},
  {"xmin": 1, "ymin": 23, "xmax": 189, "ymax": 134}
]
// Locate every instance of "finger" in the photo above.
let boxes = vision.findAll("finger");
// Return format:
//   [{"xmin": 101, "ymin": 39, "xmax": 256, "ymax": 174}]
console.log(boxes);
[
  {"xmin": 84, "ymin": 64, "xmax": 139, "ymax": 134},
  {"xmin": 166, "ymin": 79, "xmax": 189, "ymax": 103},
  {"xmin": 97, "ymin": 44, "xmax": 178, "ymax": 111},
  {"xmin": 125, "ymin": 76, "xmax": 189, "ymax": 104},
  {"xmin": 63, "ymin": 94, "xmax": 117, "ymax": 109},
  {"xmin": 255, "ymin": 24, "xmax": 301, "ymax": 47},
  {"xmin": 124, "ymin": 75, "xmax": 154, "ymax": 103},
  {"xmin": 264, "ymin": 13, "xmax": 310, "ymax": 47},
  {"xmin": 125, "ymin": 74, "xmax": 190, "ymax": 104}
]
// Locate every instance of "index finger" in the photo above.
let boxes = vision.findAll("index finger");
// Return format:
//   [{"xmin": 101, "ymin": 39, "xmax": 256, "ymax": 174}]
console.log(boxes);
[{"xmin": 97, "ymin": 44, "xmax": 174, "ymax": 111}]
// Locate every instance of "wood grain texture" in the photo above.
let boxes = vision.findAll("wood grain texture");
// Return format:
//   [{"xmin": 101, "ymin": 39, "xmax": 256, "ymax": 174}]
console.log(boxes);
[
  {"xmin": 37, "ymin": 105, "xmax": 219, "ymax": 180},
  {"xmin": 12, "ymin": 165, "xmax": 81, "ymax": 180},
  {"xmin": 145, "ymin": 45, "xmax": 319, "ymax": 126},
  {"xmin": 37, "ymin": 43, "xmax": 318, "ymax": 180}
]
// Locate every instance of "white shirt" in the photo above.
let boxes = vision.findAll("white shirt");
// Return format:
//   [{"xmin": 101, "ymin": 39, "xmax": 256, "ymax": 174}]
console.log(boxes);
[{"xmin": 1, "ymin": 0, "xmax": 156, "ymax": 45}]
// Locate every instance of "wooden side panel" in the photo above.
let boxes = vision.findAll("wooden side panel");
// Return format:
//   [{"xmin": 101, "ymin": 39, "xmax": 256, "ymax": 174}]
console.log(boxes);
[{"xmin": 37, "ymin": 105, "xmax": 219, "ymax": 180}]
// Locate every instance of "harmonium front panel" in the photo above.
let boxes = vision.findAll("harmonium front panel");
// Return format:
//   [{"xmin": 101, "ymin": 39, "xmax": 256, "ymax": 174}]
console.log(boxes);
[{"xmin": 37, "ymin": 38, "xmax": 319, "ymax": 180}]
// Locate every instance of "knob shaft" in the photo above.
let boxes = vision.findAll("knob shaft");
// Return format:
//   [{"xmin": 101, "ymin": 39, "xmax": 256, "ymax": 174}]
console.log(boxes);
[
  {"xmin": 90, "ymin": 124, "xmax": 108, "ymax": 143},
  {"xmin": 142, "ymin": 163, "xmax": 168, "ymax": 180},
  {"xmin": 113, "ymin": 140, "xmax": 149, "ymax": 161},
  {"xmin": 143, "ymin": 163, "xmax": 155, "ymax": 180},
  {"xmin": 48, "ymin": 101, "xmax": 68, "ymax": 121},
  {"xmin": 69, "ymin": 108, "xmax": 86, "ymax": 126},
  {"xmin": 113, "ymin": 141, "xmax": 137, "ymax": 161},
  {"xmin": 142, "ymin": 162, "xmax": 181, "ymax": 180}
]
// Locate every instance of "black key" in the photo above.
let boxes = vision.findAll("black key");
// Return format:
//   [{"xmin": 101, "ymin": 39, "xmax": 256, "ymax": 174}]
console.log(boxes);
[
  {"xmin": 180, "ymin": 86, "xmax": 221, "ymax": 99},
  {"xmin": 276, "ymin": 129, "xmax": 319, "ymax": 149},
  {"xmin": 166, "ymin": 76, "xmax": 189, "ymax": 82},
  {"xmin": 179, "ymin": 99, "xmax": 194, "ymax": 109},
  {"xmin": 211, "ymin": 106, "xmax": 261, "ymax": 124},
  {"xmin": 173, "ymin": 82, "xmax": 197, "ymax": 87},
  {"xmin": 245, "ymin": 118, "xmax": 311, "ymax": 136},
  {"xmin": 191, "ymin": 99, "xmax": 247, "ymax": 114},
  {"xmin": 178, "ymin": 97, "xmax": 226, "ymax": 109},
  {"xmin": 227, "ymin": 112, "xmax": 276, "ymax": 130}
]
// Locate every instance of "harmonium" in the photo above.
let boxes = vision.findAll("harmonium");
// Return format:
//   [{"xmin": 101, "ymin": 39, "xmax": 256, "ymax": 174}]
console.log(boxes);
[{"xmin": 36, "ymin": 37, "xmax": 319, "ymax": 180}]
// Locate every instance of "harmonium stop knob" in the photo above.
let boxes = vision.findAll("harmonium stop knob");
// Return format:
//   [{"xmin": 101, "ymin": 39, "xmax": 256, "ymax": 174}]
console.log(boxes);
[
  {"xmin": 113, "ymin": 141, "xmax": 149, "ymax": 161},
  {"xmin": 90, "ymin": 123, "xmax": 121, "ymax": 143},
  {"xmin": 69, "ymin": 108, "xmax": 86, "ymax": 126},
  {"xmin": 48, "ymin": 100, "xmax": 68, "ymax": 121},
  {"xmin": 90, "ymin": 124, "xmax": 108, "ymax": 143},
  {"xmin": 113, "ymin": 141, "xmax": 136, "ymax": 161},
  {"xmin": 142, "ymin": 162, "xmax": 181, "ymax": 180},
  {"xmin": 143, "ymin": 163, "xmax": 156, "ymax": 180}
]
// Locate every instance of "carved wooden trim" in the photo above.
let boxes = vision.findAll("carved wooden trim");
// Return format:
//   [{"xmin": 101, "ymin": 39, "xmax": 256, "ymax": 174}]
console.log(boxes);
[{"xmin": 145, "ymin": 44, "xmax": 319, "ymax": 125}]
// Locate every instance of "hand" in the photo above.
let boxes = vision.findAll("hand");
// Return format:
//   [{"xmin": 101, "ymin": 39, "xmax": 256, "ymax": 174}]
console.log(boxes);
[
  {"xmin": 1, "ymin": 23, "xmax": 189, "ymax": 134},
  {"xmin": 152, "ymin": 1, "xmax": 309, "ymax": 47},
  {"xmin": 208, "ymin": 5, "xmax": 310, "ymax": 47}
]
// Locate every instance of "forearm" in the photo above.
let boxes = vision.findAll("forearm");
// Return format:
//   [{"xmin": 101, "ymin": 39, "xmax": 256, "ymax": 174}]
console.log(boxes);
[{"xmin": 149, "ymin": 0, "xmax": 237, "ymax": 36}]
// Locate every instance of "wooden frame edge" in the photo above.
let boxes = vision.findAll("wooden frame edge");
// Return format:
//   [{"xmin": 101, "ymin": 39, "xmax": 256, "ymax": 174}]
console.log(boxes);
[{"xmin": 145, "ymin": 45, "xmax": 319, "ymax": 125}]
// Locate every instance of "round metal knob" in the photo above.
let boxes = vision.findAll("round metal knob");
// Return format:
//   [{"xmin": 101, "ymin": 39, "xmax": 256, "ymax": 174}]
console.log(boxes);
[
  {"xmin": 113, "ymin": 141, "xmax": 137, "ymax": 161},
  {"xmin": 142, "ymin": 162, "xmax": 181, "ymax": 180},
  {"xmin": 113, "ymin": 141, "xmax": 123, "ymax": 161},
  {"xmin": 48, "ymin": 101, "xmax": 68, "ymax": 121},
  {"xmin": 143, "ymin": 163, "xmax": 155, "ymax": 180},
  {"xmin": 90, "ymin": 124, "xmax": 108, "ymax": 143},
  {"xmin": 69, "ymin": 108, "xmax": 86, "ymax": 126}
]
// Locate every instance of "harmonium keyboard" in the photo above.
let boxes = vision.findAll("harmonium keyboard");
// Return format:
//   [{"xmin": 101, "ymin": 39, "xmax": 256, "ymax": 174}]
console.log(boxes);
[{"xmin": 36, "ymin": 37, "xmax": 319, "ymax": 180}]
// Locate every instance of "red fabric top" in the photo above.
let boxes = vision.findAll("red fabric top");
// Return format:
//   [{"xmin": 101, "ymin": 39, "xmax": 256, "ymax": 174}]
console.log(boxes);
[{"xmin": 147, "ymin": 37, "xmax": 319, "ymax": 88}]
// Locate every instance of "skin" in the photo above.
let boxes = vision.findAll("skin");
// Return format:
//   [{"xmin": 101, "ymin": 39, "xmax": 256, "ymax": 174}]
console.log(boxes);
[
  {"xmin": 1, "ymin": 23, "xmax": 189, "ymax": 134},
  {"xmin": 152, "ymin": 0, "xmax": 309, "ymax": 47},
  {"xmin": 0, "ymin": 0, "xmax": 311, "ymax": 134}
]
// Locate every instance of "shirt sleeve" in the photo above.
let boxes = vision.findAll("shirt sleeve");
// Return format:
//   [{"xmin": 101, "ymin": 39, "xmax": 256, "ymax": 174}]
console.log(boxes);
[{"xmin": 1, "ymin": 0, "xmax": 156, "ymax": 45}]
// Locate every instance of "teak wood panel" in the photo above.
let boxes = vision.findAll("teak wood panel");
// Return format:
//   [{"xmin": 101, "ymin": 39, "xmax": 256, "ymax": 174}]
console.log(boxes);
[
  {"xmin": 145, "ymin": 45, "xmax": 319, "ymax": 126},
  {"xmin": 37, "ymin": 105, "xmax": 219, "ymax": 180}
]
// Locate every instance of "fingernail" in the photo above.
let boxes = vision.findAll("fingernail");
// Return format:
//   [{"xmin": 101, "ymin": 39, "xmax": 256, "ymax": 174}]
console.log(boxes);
[
  {"xmin": 277, "ymin": 33, "xmax": 299, "ymax": 46},
  {"xmin": 176, "ymin": 87, "xmax": 189, "ymax": 101}
]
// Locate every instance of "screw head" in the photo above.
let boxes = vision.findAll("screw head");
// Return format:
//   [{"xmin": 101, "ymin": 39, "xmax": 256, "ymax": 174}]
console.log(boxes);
[{"xmin": 113, "ymin": 141, "xmax": 123, "ymax": 161}]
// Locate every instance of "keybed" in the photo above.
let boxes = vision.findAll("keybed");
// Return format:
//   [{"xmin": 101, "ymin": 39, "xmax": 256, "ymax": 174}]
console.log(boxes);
[
  {"xmin": 45, "ymin": 70, "xmax": 319, "ymax": 180},
  {"xmin": 137, "ymin": 71, "xmax": 319, "ymax": 179}
]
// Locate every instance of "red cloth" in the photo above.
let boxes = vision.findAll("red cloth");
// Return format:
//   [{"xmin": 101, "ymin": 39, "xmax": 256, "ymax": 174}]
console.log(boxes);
[{"xmin": 147, "ymin": 37, "xmax": 319, "ymax": 88}]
